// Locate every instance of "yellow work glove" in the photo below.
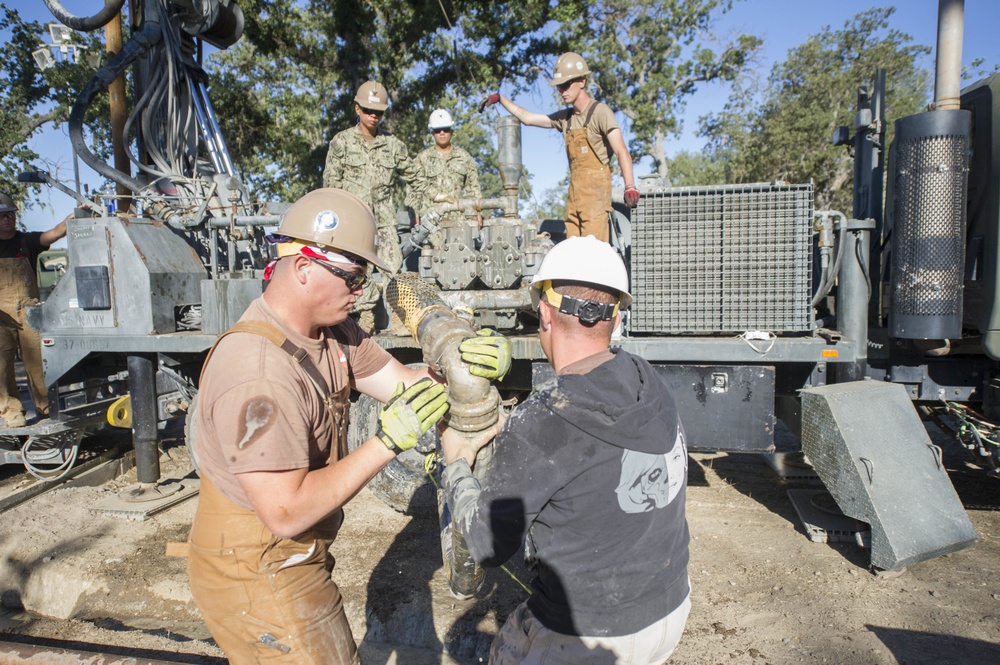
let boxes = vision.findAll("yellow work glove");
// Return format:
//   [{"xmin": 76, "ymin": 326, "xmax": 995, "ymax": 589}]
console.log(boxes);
[
  {"xmin": 459, "ymin": 329, "xmax": 512, "ymax": 381},
  {"xmin": 376, "ymin": 379, "xmax": 450, "ymax": 454}
]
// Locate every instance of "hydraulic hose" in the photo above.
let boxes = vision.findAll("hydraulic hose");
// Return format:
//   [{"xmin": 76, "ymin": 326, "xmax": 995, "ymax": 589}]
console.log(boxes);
[
  {"xmin": 44, "ymin": 0, "xmax": 127, "ymax": 32},
  {"xmin": 68, "ymin": 0, "xmax": 163, "ymax": 195}
]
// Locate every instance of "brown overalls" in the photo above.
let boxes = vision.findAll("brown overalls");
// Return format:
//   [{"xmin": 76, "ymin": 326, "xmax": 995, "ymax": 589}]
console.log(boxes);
[
  {"xmin": 0, "ymin": 239, "xmax": 48, "ymax": 422},
  {"xmin": 187, "ymin": 322, "xmax": 359, "ymax": 664},
  {"xmin": 563, "ymin": 102, "xmax": 612, "ymax": 243}
]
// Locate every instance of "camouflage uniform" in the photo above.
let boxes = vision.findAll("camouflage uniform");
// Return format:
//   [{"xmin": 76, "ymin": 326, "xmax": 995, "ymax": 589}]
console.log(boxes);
[
  {"xmin": 324, "ymin": 126, "xmax": 425, "ymax": 312},
  {"xmin": 410, "ymin": 146, "xmax": 482, "ymax": 233}
]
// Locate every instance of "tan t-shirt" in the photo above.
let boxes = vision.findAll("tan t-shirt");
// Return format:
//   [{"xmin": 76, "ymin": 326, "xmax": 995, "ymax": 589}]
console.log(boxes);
[
  {"xmin": 196, "ymin": 297, "xmax": 392, "ymax": 509},
  {"xmin": 548, "ymin": 101, "xmax": 619, "ymax": 165}
]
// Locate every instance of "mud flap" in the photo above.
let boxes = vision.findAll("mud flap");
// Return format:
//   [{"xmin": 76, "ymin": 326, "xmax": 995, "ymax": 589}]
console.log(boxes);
[{"xmin": 800, "ymin": 381, "xmax": 977, "ymax": 570}]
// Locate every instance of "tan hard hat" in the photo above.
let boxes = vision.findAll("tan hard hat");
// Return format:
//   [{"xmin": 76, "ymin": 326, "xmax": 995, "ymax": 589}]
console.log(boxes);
[
  {"xmin": 549, "ymin": 52, "xmax": 591, "ymax": 86},
  {"xmin": 277, "ymin": 188, "xmax": 388, "ymax": 271},
  {"xmin": 354, "ymin": 81, "xmax": 390, "ymax": 111},
  {"xmin": 0, "ymin": 193, "xmax": 16, "ymax": 214}
]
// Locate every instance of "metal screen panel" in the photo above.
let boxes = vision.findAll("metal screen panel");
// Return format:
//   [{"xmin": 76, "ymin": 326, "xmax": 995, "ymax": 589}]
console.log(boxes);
[{"xmin": 631, "ymin": 183, "xmax": 814, "ymax": 334}]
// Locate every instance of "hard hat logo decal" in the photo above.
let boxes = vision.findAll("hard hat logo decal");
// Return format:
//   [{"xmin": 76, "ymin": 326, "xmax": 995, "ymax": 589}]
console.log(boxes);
[
  {"xmin": 576, "ymin": 62, "xmax": 583, "ymax": 70},
  {"xmin": 316, "ymin": 210, "xmax": 338, "ymax": 231},
  {"xmin": 368, "ymin": 92, "xmax": 381, "ymax": 104}
]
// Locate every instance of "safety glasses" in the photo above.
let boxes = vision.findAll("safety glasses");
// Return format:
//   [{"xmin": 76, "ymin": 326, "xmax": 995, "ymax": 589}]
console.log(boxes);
[
  {"xmin": 308, "ymin": 257, "xmax": 368, "ymax": 291},
  {"xmin": 359, "ymin": 106, "xmax": 384, "ymax": 118},
  {"xmin": 433, "ymin": 127, "xmax": 453, "ymax": 133}
]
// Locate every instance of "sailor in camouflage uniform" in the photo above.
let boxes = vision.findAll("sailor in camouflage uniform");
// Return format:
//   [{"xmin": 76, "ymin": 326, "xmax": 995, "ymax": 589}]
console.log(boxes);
[
  {"xmin": 410, "ymin": 109, "xmax": 482, "ymax": 246},
  {"xmin": 323, "ymin": 81, "xmax": 425, "ymax": 330}
]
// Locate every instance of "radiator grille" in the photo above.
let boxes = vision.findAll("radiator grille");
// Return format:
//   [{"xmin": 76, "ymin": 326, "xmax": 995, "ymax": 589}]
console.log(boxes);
[{"xmin": 631, "ymin": 183, "xmax": 814, "ymax": 334}]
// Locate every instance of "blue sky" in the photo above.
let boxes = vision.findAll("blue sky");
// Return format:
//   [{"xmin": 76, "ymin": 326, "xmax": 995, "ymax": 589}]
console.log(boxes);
[{"xmin": 13, "ymin": 0, "xmax": 1000, "ymax": 233}]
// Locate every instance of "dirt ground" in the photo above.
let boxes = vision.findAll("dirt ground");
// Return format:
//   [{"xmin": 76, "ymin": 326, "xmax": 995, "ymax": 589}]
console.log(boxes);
[{"xmin": 1, "ymin": 422, "xmax": 999, "ymax": 665}]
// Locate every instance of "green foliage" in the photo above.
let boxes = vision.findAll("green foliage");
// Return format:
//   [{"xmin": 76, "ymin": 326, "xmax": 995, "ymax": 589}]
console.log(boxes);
[
  {"xmin": 574, "ymin": 0, "xmax": 760, "ymax": 176},
  {"xmin": 664, "ymin": 149, "xmax": 726, "ymax": 187},
  {"xmin": 209, "ymin": 0, "xmax": 758, "ymax": 202},
  {"xmin": 208, "ymin": 0, "xmax": 573, "ymax": 202},
  {"xmin": 0, "ymin": 4, "xmax": 110, "ymax": 207},
  {"xmin": 701, "ymin": 7, "xmax": 930, "ymax": 211}
]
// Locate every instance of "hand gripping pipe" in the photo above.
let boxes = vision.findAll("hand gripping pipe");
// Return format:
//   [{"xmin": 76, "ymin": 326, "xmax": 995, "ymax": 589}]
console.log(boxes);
[{"xmin": 385, "ymin": 273, "xmax": 500, "ymax": 598}]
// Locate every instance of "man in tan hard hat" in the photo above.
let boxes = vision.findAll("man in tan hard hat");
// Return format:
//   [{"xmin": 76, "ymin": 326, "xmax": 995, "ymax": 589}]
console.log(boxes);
[
  {"xmin": 324, "ymin": 80, "xmax": 427, "ymax": 332},
  {"xmin": 0, "ymin": 193, "xmax": 67, "ymax": 427},
  {"xmin": 479, "ymin": 52, "xmax": 640, "ymax": 242},
  {"xmin": 410, "ymin": 108, "xmax": 482, "ymax": 245},
  {"xmin": 187, "ymin": 188, "xmax": 509, "ymax": 664},
  {"xmin": 439, "ymin": 236, "xmax": 691, "ymax": 664}
]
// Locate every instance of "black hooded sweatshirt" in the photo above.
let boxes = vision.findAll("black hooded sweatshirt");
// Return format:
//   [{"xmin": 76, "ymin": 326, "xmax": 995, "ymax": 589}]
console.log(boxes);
[{"xmin": 443, "ymin": 349, "xmax": 690, "ymax": 637}]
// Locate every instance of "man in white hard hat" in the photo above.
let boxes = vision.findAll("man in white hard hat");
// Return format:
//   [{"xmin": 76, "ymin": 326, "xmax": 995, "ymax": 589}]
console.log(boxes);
[
  {"xmin": 187, "ymin": 188, "xmax": 509, "ymax": 664},
  {"xmin": 438, "ymin": 235, "xmax": 691, "ymax": 664},
  {"xmin": 409, "ymin": 108, "xmax": 482, "ymax": 245},
  {"xmin": 324, "ymin": 81, "xmax": 427, "ymax": 332},
  {"xmin": 0, "ymin": 193, "xmax": 67, "ymax": 427},
  {"xmin": 479, "ymin": 52, "xmax": 640, "ymax": 242}
]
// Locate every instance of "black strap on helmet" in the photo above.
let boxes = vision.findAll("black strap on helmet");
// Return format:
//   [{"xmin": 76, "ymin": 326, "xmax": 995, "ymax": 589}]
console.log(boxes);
[{"xmin": 556, "ymin": 294, "xmax": 617, "ymax": 323}]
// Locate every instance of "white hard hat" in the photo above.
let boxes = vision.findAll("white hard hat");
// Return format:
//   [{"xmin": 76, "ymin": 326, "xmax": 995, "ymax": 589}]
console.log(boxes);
[
  {"xmin": 530, "ymin": 235, "xmax": 632, "ymax": 310},
  {"xmin": 428, "ymin": 109, "xmax": 454, "ymax": 130}
]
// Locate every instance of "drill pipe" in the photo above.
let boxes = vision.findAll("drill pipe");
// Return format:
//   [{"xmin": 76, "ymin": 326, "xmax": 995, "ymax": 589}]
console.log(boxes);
[{"xmin": 385, "ymin": 275, "xmax": 500, "ymax": 598}]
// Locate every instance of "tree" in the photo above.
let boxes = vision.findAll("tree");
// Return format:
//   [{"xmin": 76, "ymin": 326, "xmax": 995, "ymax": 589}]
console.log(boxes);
[
  {"xmin": 664, "ymin": 149, "xmax": 726, "ymax": 187},
  {"xmin": 207, "ymin": 0, "xmax": 576, "ymax": 203},
  {"xmin": 570, "ymin": 0, "xmax": 760, "ymax": 179},
  {"xmin": 702, "ymin": 7, "xmax": 930, "ymax": 211},
  {"xmin": 0, "ymin": 4, "xmax": 109, "ymax": 206}
]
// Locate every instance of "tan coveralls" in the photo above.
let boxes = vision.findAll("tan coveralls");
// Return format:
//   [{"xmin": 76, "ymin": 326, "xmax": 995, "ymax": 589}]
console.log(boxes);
[
  {"xmin": 563, "ymin": 104, "xmax": 612, "ymax": 243},
  {"xmin": 188, "ymin": 324, "xmax": 359, "ymax": 665},
  {"xmin": 0, "ymin": 248, "xmax": 47, "ymax": 422}
]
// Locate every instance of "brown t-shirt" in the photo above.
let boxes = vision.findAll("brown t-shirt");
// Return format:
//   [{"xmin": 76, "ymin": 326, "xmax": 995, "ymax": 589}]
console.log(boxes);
[
  {"xmin": 548, "ymin": 101, "xmax": 619, "ymax": 165},
  {"xmin": 196, "ymin": 297, "xmax": 392, "ymax": 509}
]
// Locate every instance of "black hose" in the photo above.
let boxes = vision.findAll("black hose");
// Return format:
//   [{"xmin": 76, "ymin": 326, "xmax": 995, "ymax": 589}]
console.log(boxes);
[
  {"xmin": 43, "ymin": 0, "xmax": 127, "ymax": 32},
  {"xmin": 68, "ymin": 0, "xmax": 163, "ymax": 194}
]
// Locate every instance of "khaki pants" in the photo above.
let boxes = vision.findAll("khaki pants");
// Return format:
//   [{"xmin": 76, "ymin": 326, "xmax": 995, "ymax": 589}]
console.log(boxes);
[
  {"xmin": 490, "ymin": 594, "xmax": 691, "ymax": 665},
  {"xmin": 188, "ymin": 476, "xmax": 359, "ymax": 664},
  {"xmin": 0, "ymin": 256, "xmax": 47, "ymax": 421}
]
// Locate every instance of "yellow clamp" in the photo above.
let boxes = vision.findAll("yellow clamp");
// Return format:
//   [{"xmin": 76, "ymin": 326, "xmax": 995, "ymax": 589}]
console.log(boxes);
[{"xmin": 107, "ymin": 395, "xmax": 132, "ymax": 428}]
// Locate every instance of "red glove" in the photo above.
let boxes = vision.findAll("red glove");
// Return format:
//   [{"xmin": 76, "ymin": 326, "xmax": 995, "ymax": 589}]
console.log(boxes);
[
  {"xmin": 478, "ymin": 93, "xmax": 500, "ymax": 113},
  {"xmin": 624, "ymin": 185, "xmax": 640, "ymax": 208}
]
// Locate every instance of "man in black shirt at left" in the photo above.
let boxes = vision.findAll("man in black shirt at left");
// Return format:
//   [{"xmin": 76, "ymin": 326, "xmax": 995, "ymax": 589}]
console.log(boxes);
[{"xmin": 0, "ymin": 193, "xmax": 67, "ymax": 426}]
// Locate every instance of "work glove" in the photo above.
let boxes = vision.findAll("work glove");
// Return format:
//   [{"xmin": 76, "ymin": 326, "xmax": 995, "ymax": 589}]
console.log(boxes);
[
  {"xmin": 624, "ymin": 185, "xmax": 641, "ymax": 208},
  {"xmin": 459, "ymin": 329, "xmax": 512, "ymax": 381},
  {"xmin": 376, "ymin": 379, "xmax": 449, "ymax": 454},
  {"xmin": 478, "ymin": 93, "xmax": 501, "ymax": 113}
]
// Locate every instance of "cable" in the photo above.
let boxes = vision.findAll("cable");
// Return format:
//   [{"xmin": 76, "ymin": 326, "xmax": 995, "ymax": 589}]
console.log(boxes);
[{"xmin": 21, "ymin": 435, "xmax": 81, "ymax": 482}]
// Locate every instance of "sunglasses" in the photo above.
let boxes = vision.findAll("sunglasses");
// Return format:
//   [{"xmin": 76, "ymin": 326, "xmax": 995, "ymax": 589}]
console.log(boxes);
[
  {"xmin": 308, "ymin": 257, "xmax": 368, "ymax": 291},
  {"xmin": 556, "ymin": 81, "xmax": 578, "ymax": 92},
  {"xmin": 359, "ymin": 106, "xmax": 384, "ymax": 117},
  {"xmin": 0, "ymin": 212, "xmax": 15, "ymax": 219},
  {"xmin": 433, "ymin": 127, "xmax": 453, "ymax": 133}
]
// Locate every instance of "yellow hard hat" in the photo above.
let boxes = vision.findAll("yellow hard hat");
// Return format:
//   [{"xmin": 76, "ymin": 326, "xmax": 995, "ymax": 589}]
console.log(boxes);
[
  {"xmin": 354, "ymin": 80, "xmax": 390, "ymax": 111},
  {"xmin": 549, "ymin": 52, "xmax": 591, "ymax": 86},
  {"xmin": 276, "ymin": 188, "xmax": 387, "ymax": 271}
]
